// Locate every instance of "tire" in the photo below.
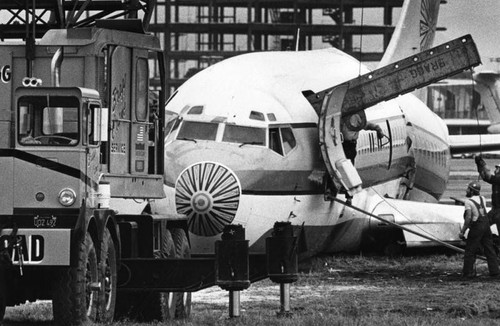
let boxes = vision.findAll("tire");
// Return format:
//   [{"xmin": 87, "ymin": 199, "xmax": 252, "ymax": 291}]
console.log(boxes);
[
  {"xmin": 162, "ymin": 228, "xmax": 192, "ymax": 319},
  {"xmin": 97, "ymin": 228, "xmax": 117, "ymax": 322},
  {"xmin": 52, "ymin": 232, "xmax": 99, "ymax": 325},
  {"xmin": 114, "ymin": 228, "xmax": 175, "ymax": 322}
]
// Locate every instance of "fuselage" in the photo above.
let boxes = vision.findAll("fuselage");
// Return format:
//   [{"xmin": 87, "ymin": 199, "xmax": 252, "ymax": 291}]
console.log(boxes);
[{"xmin": 154, "ymin": 48, "xmax": 452, "ymax": 255}]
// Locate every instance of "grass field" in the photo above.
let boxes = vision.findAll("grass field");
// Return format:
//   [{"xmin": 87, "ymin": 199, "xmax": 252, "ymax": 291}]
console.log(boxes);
[
  {"xmin": 3, "ymin": 158, "xmax": 496, "ymax": 325},
  {"xmin": 4, "ymin": 252, "xmax": 500, "ymax": 326}
]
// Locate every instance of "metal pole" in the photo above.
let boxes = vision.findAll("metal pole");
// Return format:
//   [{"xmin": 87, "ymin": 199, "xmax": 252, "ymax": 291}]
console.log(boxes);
[
  {"xmin": 228, "ymin": 290, "xmax": 240, "ymax": 318},
  {"xmin": 279, "ymin": 283, "xmax": 291, "ymax": 315}
]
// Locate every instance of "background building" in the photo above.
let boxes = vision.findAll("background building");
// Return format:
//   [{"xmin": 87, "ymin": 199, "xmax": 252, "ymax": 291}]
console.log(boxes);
[{"xmin": 0, "ymin": 0, "xmax": 407, "ymax": 96}]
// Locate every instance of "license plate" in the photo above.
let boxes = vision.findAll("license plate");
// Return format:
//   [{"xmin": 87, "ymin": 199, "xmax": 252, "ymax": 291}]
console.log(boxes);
[{"xmin": 0, "ymin": 229, "xmax": 70, "ymax": 266}]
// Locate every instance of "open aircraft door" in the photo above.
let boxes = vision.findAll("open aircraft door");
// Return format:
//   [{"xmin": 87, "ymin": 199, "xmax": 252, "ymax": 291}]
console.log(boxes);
[
  {"xmin": 313, "ymin": 34, "xmax": 482, "ymax": 197},
  {"xmin": 318, "ymin": 84, "xmax": 362, "ymax": 195}
]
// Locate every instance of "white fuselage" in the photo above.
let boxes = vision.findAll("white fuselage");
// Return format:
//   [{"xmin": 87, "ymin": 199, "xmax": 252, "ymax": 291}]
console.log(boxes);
[{"xmin": 152, "ymin": 49, "xmax": 453, "ymax": 256}]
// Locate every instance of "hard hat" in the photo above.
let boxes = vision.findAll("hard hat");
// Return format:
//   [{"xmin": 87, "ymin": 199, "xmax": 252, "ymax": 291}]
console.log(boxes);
[
  {"xmin": 468, "ymin": 181, "xmax": 481, "ymax": 192},
  {"xmin": 342, "ymin": 111, "xmax": 367, "ymax": 131}
]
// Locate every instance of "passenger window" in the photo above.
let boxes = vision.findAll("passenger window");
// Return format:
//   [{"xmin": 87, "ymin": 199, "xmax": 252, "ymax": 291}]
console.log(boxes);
[
  {"xmin": 177, "ymin": 121, "xmax": 218, "ymax": 141},
  {"xmin": 281, "ymin": 127, "xmax": 296, "ymax": 154},
  {"xmin": 222, "ymin": 125, "xmax": 265, "ymax": 145}
]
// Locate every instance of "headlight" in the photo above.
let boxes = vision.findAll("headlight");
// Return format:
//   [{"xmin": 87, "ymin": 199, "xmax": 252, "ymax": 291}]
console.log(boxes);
[{"xmin": 58, "ymin": 188, "xmax": 76, "ymax": 207}]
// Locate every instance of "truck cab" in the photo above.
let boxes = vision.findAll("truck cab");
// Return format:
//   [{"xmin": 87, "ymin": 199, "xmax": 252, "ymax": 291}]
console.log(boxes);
[{"xmin": 0, "ymin": 23, "xmax": 181, "ymax": 324}]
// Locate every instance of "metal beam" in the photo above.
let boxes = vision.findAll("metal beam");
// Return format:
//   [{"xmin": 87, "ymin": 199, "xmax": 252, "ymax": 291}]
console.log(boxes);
[
  {"xmin": 150, "ymin": 22, "xmax": 395, "ymax": 36},
  {"xmin": 163, "ymin": 0, "xmax": 404, "ymax": 8}
]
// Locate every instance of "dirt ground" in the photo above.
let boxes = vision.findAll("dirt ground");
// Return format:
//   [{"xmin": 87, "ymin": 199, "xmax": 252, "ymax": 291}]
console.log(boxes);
[
  {"xmin": 4, "ymin": 253, "xmax": 500, "ymax": 325},
  {"xmin": 193, "ymin": 253, "xmax": 500, "ymax": 322}
]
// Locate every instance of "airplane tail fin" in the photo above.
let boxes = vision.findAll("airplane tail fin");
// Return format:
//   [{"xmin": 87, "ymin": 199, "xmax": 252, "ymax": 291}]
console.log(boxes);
[
  {"xmin": 473, "ymin": 72, "xmax": 500, "ymax": 127},
  {"xmin": 378, "ymin": 0, "xmax": 441, "ymax": 67}
]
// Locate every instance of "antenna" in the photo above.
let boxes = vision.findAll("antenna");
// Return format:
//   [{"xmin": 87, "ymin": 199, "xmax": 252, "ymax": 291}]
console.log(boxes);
[{"xmin": 295, "ymin": 28, "xmax": 300, "ymax": 51}]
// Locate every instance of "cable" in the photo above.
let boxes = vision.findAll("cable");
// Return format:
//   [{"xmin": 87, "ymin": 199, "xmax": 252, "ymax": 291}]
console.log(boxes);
[
  {"xmin": 471, "ymin": 68, "xmax": 483, "ymax": 157},
  {"xmin": 358, "ymin": 1, "xmax": 365, "ymax": 77}
]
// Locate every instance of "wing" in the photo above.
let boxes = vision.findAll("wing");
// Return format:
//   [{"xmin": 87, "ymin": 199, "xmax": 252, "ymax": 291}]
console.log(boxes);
[
  {"xmin": 474, "ymin": 72, "xmax": 500, "ymax": 131},
  {"xmin": 449, "ymin": 134, "xmax": 500, "ymax": 156}
]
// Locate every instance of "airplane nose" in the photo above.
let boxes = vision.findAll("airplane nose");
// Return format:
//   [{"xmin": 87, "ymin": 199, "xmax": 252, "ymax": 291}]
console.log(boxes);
[{"xmin": 175, "ymin": 161, "xmax": 241, "ymax": 236}]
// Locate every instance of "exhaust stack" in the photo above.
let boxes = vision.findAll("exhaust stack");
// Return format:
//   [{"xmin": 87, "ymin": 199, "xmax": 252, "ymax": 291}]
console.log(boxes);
[{"xmin": 51, "ymin": 47, "xmax": 64, "ymax": 87}]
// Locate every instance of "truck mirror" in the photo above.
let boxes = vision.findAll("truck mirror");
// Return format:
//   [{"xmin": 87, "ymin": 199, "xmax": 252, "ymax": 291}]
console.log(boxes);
[{"xmin": 93, "ymin": 107, "xmax": 108, "ymax": 142}]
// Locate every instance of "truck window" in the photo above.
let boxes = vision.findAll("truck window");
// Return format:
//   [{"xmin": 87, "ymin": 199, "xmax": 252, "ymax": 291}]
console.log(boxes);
[
  {"xmin": 18, "ymin": 96, "xmax": 79, "ymax": 146},
  {"xmin": 135, "ymin": 58, "xmax": 148, "ymax": 122},
  {"xmin": 87, "ymin": 103, "xmax": 100, "ymax": 146}
]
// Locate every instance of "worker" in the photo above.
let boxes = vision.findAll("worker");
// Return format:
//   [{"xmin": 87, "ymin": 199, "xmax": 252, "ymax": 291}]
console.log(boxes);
[
  {"xmin": 475, "ymin": 155, "xmax": 500, "ymax": 234},
  {"xmin": 341, "ymin": 111, "xmax": 385, "ymax": 164},
  {"xmin": 340, "ymin": 111, "xmax": 384, "ymax": 205},
  {"xmin": 459, "ymin": 181, "xmax": 500, "ymax": 278}
]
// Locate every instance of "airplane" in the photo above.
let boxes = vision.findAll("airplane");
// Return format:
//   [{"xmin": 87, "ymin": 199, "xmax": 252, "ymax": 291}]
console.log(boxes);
[
  {"xmin": 146, "ymin": 0, "xmax": 489, "ymax": 256},
  {"xmin": 428, "ymin": 72, "xmax": 500, "ymax": 156},
  {"xmin": 428, "ymin": 72, "xmax": 500, "ymax": 134},
  {"xmin": 474, "ymin": 72, "xmax": 500, "ymax": 134}
]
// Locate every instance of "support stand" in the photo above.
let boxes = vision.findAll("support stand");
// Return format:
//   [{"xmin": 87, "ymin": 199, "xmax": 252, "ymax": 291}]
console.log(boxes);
[
  {"xmin": 215, "ymin": 225, "xmax": 250, "ymax": 318},
  {"xmin": 266, "ymin": 221, "xmax": 299, "ymax": 318},
  {"xmin": 277, "ymin": 283, "xmax": 292, "ymax": 317},
  {"xmin": 228, "ymin": 290, "xmax": 241, "ymax": 318}
]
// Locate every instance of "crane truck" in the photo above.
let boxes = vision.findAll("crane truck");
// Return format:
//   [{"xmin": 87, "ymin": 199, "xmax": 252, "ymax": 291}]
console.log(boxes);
[{"xmin": 0, "ymin": 20, "xmax": 192, "ymax": 324}]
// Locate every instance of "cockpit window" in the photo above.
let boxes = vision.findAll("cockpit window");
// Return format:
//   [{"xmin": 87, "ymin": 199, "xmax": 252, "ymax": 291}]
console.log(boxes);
[
  {"xmin": 18, "ymin": 95, "xmax": 79, "ymax": 146},
  {"xmin": 222, "ymin": 125, "xmax": 266, "ymax": 146},
  {"xmin": 249, "ymin": 111, "xmax": 265, "ymax": 121},
  {"xmin": 188, "ymin": 106, "xmax": 204, "ymax": 115},
  {"xmin": 269, "ymin": 126, "xmax": 297, "ymax": 156},
  {"xmin": 267, "ymin": 113, "xmax": 277, "ymax": 121},
  {"xmin": 177, "ymin": 121, "xmax": 218, "ymax": 141},
  {"xmin": 165, "ymin": 115, "xmax": 181, "ymax": 144},
  {"xmin": 269, "ymin": 128, "xmax": 283, "ymax": 155},
  {"xmin": 281, "ymin": 127, "xmax": 296, "ymax": 154}
]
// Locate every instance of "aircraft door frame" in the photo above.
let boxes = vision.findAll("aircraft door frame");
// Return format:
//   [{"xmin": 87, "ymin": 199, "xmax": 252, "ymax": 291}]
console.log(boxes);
[{"xmin": 318, "ymin": 85, "xmax": 362, "ymax": 195}]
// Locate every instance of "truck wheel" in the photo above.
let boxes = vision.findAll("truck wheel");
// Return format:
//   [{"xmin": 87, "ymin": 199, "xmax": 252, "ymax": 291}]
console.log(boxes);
[
  {"xmin": 97, "ymin": 228, "xmax": 117, "ymax": 322},
  {"xmin": 114, "ymin": 228, "xmax": 174, "ymax": 321},
  {"xmin": 52, "ymin": 232, "xmax": 99, "ymax": 325},
  {"xmin": 162, "ymin": 228, "xmax": 192, "ymax": 319}
]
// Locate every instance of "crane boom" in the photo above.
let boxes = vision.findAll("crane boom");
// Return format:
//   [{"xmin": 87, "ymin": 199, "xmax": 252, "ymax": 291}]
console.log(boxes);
[{"xmin": 307, "ymin": 34, "xmax": 481, "ymax": 116}]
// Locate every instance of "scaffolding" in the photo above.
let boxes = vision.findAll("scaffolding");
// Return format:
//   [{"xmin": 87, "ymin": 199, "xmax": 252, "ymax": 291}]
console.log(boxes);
[
  {"xmin": 149, "ymin": 0, "xmax": 404, "ymax": 94},
  {"xmin": 0, "ymin": 0, "xmax": 405, "ymax": 96}
]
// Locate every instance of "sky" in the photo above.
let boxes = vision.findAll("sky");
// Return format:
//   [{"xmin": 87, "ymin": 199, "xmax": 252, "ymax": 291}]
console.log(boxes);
[{"xmin": 434, "ymin": 0, "xmax": 500, "ymax": 72}]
